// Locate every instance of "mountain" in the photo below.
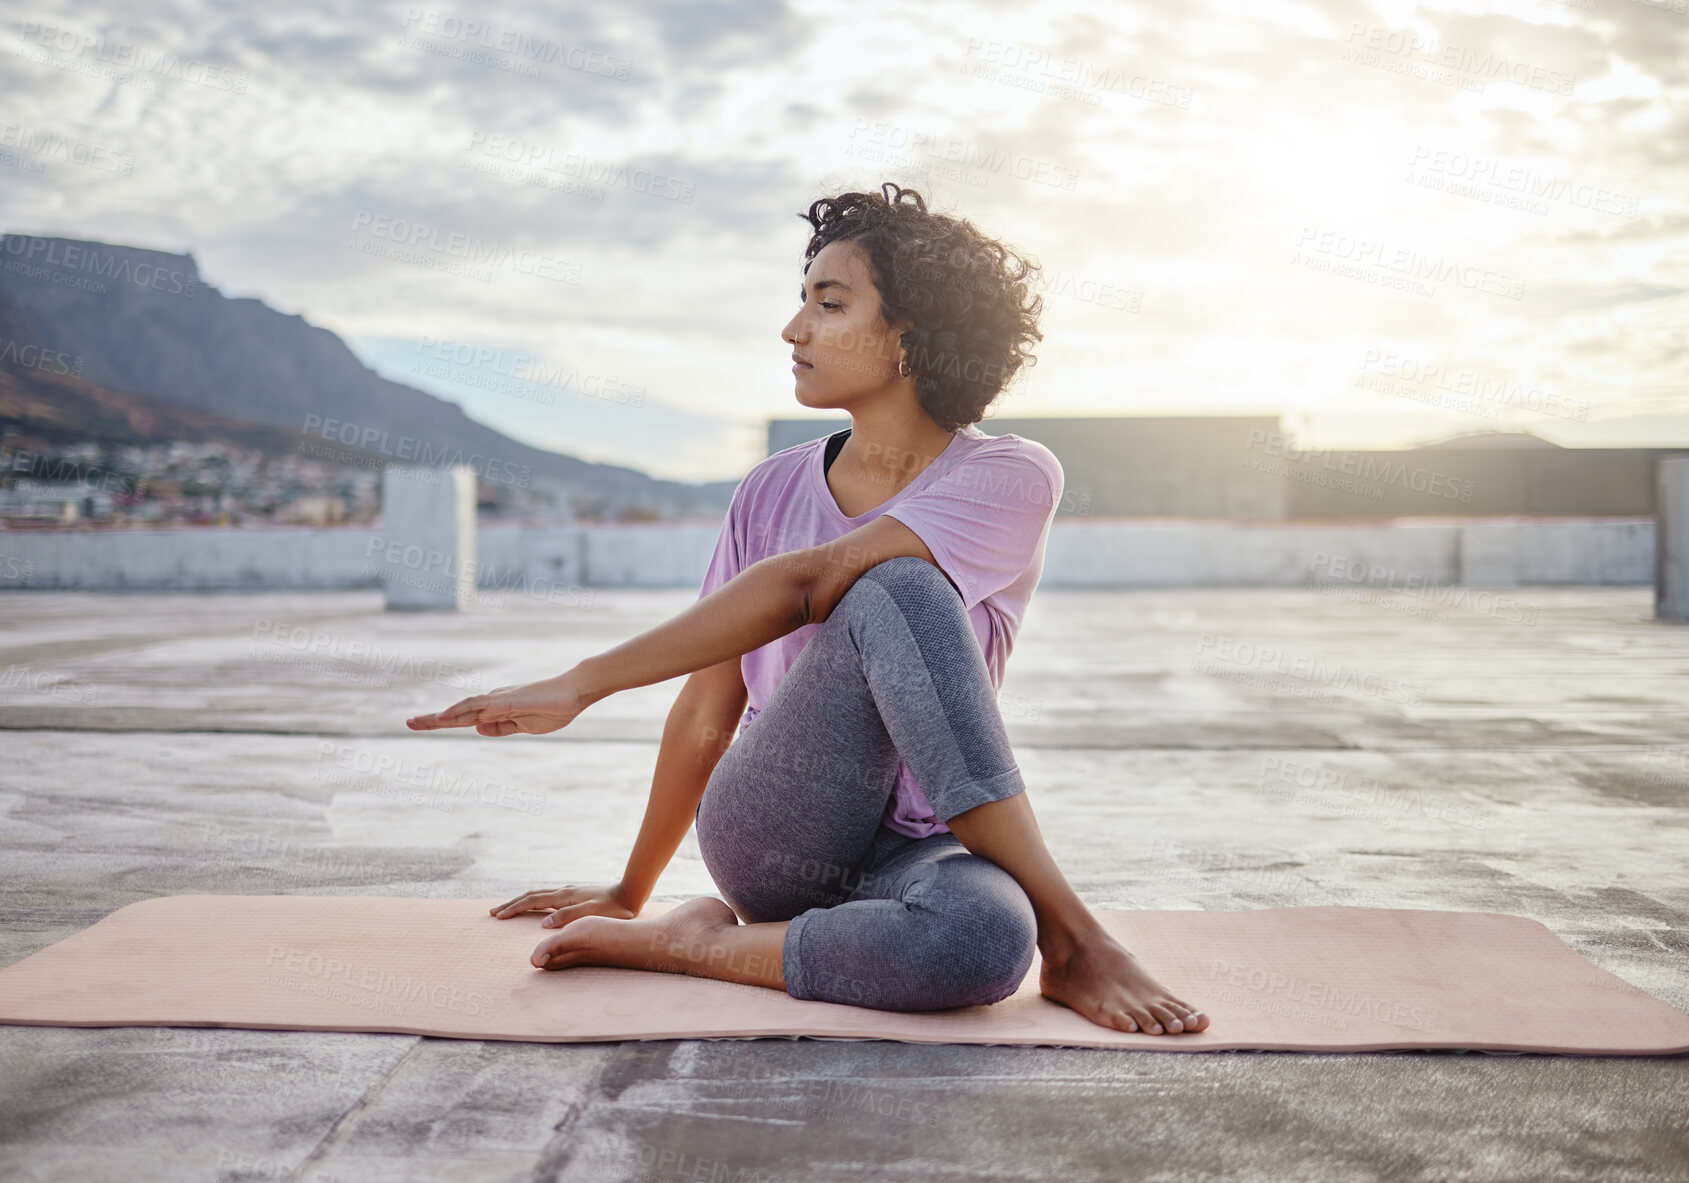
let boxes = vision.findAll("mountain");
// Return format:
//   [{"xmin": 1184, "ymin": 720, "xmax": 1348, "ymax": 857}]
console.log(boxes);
[
  {"xmin": 0, "ymin": 293, "xmax": 350, "ymax": 456},
  {"xmin": 0, "ymin": 234, "xmax": 734, "ymax": 518},
  {"xmin": 1417, "ymin": 431, "xmax": 1562, "ymax": 451}
]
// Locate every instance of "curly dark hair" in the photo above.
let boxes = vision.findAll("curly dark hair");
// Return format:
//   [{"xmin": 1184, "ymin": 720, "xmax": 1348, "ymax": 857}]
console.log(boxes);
[{"xmin": 797, "ymin": 182, "xmax": 1043, "ymax": 432}]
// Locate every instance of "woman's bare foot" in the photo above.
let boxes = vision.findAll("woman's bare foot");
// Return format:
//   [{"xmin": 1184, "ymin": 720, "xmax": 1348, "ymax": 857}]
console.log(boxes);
[
  {"xmin": 529, "ymin": 895, "xmax": 788, "ymax": 990},
  {"xmin": 1040, "ymin": 931, "xmax": 1210, "ymax": 1035}
]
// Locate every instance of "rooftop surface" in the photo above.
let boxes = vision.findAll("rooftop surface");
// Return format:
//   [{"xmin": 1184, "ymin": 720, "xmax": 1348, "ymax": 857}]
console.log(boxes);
[{"xmin": 2, "ymin": 584, "xmax": 1686, "ymax": 1181}]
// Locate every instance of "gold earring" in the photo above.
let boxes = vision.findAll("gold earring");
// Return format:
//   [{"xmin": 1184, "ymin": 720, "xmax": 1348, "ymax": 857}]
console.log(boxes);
[{"xmin": 898, "ymin": 354, "xmax": 912, "ymax": 378}]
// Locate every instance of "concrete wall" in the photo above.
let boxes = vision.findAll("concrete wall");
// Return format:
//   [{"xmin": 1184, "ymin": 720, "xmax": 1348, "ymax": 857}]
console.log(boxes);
[
  {"xmin": 0, "ymin": 517, "xmax": 1653, "ymax": 592},
  {"xmin": 1042, "ymin": 518, "xmax": 1653, "ymax": 588},
  {"xmin": 769, "ymin": 418, "xmax": 1689, "ymax": 520}
]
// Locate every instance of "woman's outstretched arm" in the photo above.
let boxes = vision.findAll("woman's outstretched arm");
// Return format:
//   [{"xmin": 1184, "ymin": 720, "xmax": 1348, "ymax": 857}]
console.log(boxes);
[
  {"xmin": 406, "ymin": 555, "xmax": 807, "ymax": 734},
  {"xmin": 406, "ymin": 515, "xmax": 940, "ymax": 736}
]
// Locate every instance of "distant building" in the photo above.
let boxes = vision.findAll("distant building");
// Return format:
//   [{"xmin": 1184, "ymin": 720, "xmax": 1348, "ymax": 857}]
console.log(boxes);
[
  {"xmin": 0, "ymin": 481, "xmax": 114, "ymax": 523},
  {"xmin": 768, "ymin": 417, "xmax": 1689, "ymax": 518},
  {"xmin": 770, "ymin": 415, "xmax": 1286, "ymax": 518},
  {"xmin": 275, "ymin": 495, "xmax": 347, "ymax": 527},
  {"xmin": 1304, "ymin": 431, "xmax": 1661, "ymax": 518}
]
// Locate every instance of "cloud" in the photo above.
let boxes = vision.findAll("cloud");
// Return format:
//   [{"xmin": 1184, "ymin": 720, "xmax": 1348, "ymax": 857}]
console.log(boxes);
[{"xmin": 2, "ymin": 0, "xmax": 1682, "ymax": 478}]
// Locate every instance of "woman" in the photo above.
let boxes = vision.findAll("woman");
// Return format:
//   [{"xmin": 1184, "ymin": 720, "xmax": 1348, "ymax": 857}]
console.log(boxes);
[{"xmin": 408, "ymin": 183, "xmax": 1209, "ymax": 1036}]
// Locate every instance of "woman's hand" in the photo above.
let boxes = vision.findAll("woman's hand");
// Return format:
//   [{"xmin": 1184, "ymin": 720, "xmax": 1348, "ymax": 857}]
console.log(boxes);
[
  {"xmin": 406, "ymin": 673, "xmax": 586, "ymax": 737},
  {"xmin": 489, "ymin": 883, "xmax": 640, "ymax": 927}
]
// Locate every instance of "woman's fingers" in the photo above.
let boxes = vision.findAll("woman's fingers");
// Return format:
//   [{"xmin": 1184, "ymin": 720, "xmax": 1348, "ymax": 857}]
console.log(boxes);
[
  {"xmin": 490, "ymin": 890, "xmax": 560, "ymax": 918},
  {"xmin": 490, "ymin": 888, "xmax": 583, "ymax": 919},
  {"xmin": 407, "ymin": 698, "xmax": 476, "ymax": 730},
  {"xmin": 491, "ymin": 893, "xmax": 539, "ymax": 917},
  {"xmin": 408, "ymin": 693, "xmax": 513, "ymax": 731},
  {"xmin": 411, "ymin": 701, "xmax": 543, "ymax": 736},
  {"xmin": 407, "ymin": 683, "xmax": 577, "ymax": 738}
]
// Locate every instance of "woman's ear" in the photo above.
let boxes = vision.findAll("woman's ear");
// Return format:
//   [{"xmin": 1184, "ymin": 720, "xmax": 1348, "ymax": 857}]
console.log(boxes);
[{"xmin": 885, "ymin": 320, "xmax": 914, "ymax": 362}]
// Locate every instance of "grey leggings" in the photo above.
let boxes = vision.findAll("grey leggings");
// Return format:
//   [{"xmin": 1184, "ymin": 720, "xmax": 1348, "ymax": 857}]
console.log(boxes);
[{"xmin": 694, "ymin": 554, "xmax": 1039, "ymax": 1011}]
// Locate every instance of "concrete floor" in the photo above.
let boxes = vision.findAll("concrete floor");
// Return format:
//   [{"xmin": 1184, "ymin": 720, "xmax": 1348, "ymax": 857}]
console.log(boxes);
[{"xmin": 1, "ymin": 583, "xmax": 1686, "ymax": 1182}]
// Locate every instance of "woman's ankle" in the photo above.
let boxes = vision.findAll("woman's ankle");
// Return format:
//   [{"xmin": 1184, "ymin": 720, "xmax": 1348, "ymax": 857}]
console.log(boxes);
[{"xmin": 1037, "ymin": 913, "xmax": 1110, "ymax": 968}]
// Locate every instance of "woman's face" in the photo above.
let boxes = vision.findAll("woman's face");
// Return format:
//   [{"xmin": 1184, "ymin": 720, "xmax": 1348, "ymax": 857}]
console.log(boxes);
[{"xmin": 781, "ymin": 238, "xmax": 909, "ymax": 411}]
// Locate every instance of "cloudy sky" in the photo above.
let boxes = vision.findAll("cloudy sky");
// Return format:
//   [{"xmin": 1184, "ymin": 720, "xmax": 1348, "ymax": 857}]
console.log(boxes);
[{"xmin": 3, "ymin": 0, "xmax": 1684, "ymax": 481}]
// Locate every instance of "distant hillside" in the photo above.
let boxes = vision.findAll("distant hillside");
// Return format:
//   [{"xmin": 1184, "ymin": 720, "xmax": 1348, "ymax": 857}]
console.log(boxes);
[
  {"xmin": 0, "ymin": 293, "xmax": 341, "ymax": 456},
  {"xmin": 0, "ymin": 234, "xmax": 734, "ymax": 518}
]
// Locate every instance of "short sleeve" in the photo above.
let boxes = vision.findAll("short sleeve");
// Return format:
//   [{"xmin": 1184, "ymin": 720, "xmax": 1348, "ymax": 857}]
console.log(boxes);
[
  {"xmin": 882, "ymin": 439, "xmax": 1064, "ymax": 611},
  {"xmin": 698, "ymin": 479, "xmax": 747, "ymax": 599}
]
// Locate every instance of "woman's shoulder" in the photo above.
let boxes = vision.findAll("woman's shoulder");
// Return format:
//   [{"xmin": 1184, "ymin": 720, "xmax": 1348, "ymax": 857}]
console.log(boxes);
[
  {"xmin": 954, "ymin": 427, "xmax": 1064, "ymax": 484},
  {"xmin": 727, "ymin": 435, "xmax": 825, "ymax": 509}
]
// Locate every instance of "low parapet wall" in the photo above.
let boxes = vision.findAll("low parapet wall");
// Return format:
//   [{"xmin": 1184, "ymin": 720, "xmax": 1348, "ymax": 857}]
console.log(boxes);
[{"xmin": 0, "ymin": 517, "xmax": 1655, "ymax": 592}]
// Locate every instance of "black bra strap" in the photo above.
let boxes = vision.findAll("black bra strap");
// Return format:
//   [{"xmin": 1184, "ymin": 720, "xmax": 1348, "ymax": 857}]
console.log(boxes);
[{"xmin": 822, "ymin": 428, "xmax": 851, "ymax": 475}]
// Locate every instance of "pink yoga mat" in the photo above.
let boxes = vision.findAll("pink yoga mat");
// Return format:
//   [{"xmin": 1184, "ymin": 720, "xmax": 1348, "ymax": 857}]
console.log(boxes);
[{"xmin": 1, "ymin": 895, "xmax": 1684, "ymax": 1055}]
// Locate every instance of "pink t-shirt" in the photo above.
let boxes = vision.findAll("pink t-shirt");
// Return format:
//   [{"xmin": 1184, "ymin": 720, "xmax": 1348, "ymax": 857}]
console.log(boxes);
[{"xmin": 696, "ymin": 423, "xmax": 1065, "ymax": 838}]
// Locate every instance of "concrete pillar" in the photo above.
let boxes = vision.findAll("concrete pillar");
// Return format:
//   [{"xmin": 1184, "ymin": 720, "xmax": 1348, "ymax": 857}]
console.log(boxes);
[
  {"xmin": 1657, "ymin": 457, "xmax": 1689, "ymax": 622},
  {"xmin": 379, "ymin": 465, "xmax": 476, "ymax": 611},
  {"xmin": 1457, "ymin": 521, "xmax": 1522, "ymax": 587}
]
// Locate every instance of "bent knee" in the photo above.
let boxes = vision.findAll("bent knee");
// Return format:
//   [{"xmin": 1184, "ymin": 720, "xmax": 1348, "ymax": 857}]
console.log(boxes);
[
  {"xmin": 911, "ymin": 875, "xmax": 1037, "ymax": 1008},
  {"xmin": 862, "ymin": 553, "xmax": 948, "ymax": 589},
  {"xmin": 854, "ymin": 553, "xmax": 962, "ymax": 608}
]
